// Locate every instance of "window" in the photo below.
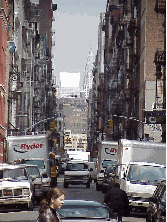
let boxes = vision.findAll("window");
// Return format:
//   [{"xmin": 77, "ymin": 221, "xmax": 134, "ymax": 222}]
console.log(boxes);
[{"xmin": 35, "ymin": 9, "xmax": 40, "ymax": 16}]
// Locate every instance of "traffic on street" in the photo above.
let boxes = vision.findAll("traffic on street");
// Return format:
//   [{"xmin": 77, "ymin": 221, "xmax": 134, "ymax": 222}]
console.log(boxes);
[
  {"xmin": 0, "ymin": 0, "xmax": 166, "ymax": 222},
  {"xmin": 0, "ymin": 175, "xmax": 147, "ymax": 222}
]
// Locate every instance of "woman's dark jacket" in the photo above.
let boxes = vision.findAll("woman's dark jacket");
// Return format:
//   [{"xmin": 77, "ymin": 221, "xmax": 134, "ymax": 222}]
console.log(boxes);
[{"xmin": 37, "ymin": 207, "xmax": 61, "ymax": 222}]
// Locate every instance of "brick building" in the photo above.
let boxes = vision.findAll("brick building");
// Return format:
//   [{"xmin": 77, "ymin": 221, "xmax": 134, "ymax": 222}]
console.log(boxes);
[
  {"xmin": 88, "ymin": 0, "xmax": 166, "ymax": 150},
  {"xmin": 0, "ymin": 0, "xmax": 8, "ymax": 162}
]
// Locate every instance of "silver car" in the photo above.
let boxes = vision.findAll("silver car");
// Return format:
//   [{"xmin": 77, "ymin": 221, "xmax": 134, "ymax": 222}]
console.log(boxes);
[
  {"xmin": 22, "ymin": 164, "xmax": 43, "ymax": 202},
  {"xmin": 57, "ymin": 200, "xmax": 117, "ymax": 221}
]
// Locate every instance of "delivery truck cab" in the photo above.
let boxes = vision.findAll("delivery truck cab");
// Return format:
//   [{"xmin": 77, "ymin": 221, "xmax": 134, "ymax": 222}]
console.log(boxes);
[{"xmin": 114, "ymin": 139, "xmax": 166, "ymax": 212}]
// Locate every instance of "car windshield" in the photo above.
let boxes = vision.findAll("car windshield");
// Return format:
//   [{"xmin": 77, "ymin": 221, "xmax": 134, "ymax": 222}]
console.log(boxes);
[
  {"xmin": 67, "ymin": 163, "xmax": 88, "ymax": 171},
  {"xmin": 127, "ymin": 165, "xmax": 166, "ymax": 183},
  {"xmin": 57, "ymin": 205, "xmax": 110, "ymax": 219},
  {"xmin": 106, "ymin": 165, "xmax": 115, "ymax": 173},
  {"xmin": 25, "ymin": 160, "xmax": 45, "ymax": 169},
  {"xmin": 102, "ymin": 160, "xmax": 117, "ymax": 168},
  {"xmin": 26, "ymin": 167, "xmax": 40, "ymax": 177},
  {"xmin": 0, "ymin": 168, "xmax": 28, "ymax": 180}
]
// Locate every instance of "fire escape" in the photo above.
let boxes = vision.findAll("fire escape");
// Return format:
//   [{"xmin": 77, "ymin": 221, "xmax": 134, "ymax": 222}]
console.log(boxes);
[{"xmin": 154, "ymin": 0, "xmax": 166, "ymax": 142}]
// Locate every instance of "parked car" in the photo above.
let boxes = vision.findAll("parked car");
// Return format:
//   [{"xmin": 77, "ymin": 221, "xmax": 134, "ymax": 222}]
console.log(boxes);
[
  {"xmin": 41, "ymin": 172, "xmax": 51, "ymax": 196},
  {"xmin": 59, "ymin": 161, "xmax": 67, "ymax": 174},
  {"xmin": 87, "ymin": 161, "xmax": 97, "ymax": 182},
  {"xmin": 96, "ymin": 159, "xmax": 117, "ymax": 191},
  {"xmin": 57, "ymin": 200, "xmax": 117, "ymax": 221},
  {"xmin": 146, "ymin": 181, "xmax": 166, "ymax": 222},
  {"xmin": 102, "ymin": 164, "xmax": 116, "ymax": 193},
  {"xmin": 96, "ymin": 169, "xmax": 104, "ymax": 191},
  {"xmin": 22, "ymin": 164, "xmax": 43, "ymax": 202},
  {"xmin": 0, "ymin": 164, "xmax": 34, "ymax": 210},
  {"xmin": 108, "ymin": 165, "xmax": 117, "ymax": 190},
  {"xmin": 21, "ymin": 158, "xmax": 51, "ymax": 194}
]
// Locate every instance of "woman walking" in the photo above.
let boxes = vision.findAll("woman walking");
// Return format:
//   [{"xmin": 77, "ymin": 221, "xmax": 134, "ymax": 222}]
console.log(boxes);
[{"xmin": 37, "ymin": 187, "xmax": 65, "ymax": 222}]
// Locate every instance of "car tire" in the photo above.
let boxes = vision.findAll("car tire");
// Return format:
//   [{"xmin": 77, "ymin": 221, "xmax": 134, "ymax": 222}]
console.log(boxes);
[
  {"xmin": 96, "ymin": 183, "xmax": 101, "ymax": 191},
  {"xmin": 102, "ymin": 186, "xmax": 107, "ymax": 193},
  {"xmin": 32, "ymin": 189, "xmax": 35, "ymax": 205},
  {"xmin": 27, "ymin": 199, "xmax": 34, "ymax": 211},
  {"xmin": 64, "ymin": 182, "xmax": 68, "ymax": 188},
  {"xmin": 86, "ymin": 182, "xmax": 90, "ymax": 189},
  {"xmin": 146, "ymin": 209, "xmax": 152, "ymax": 222}
]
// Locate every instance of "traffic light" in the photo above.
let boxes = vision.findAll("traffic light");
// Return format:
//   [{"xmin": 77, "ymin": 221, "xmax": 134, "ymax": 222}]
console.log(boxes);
[
  {"xmin": 108, "ymin": 118, "xmax": 113, "ymax": 127},
  {"xmin": 66, "ymin": 137, "xmax": 71, "ymax": 143},
  {"xmin": 50, "ymin": 121, "xmax": 55, "ymax": 131}
]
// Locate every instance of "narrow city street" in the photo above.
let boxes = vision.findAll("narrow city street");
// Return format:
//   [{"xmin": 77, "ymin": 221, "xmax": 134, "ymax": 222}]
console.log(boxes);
[
  {"xmin": 0, "ymin": 176, "xmax": 146, "ymax": 222},
  {"xmin": 0, "ymin": 1, "xmax": 165, "ymax": 222}
]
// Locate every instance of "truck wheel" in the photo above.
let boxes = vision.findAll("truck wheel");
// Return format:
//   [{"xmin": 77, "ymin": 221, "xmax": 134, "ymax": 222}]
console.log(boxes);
[
  {"xmin": 55, "ymin": 177, "xmax": 57, "ymax": 187},
  {"xmin": 27, "ymin": 199, "xmax": 34, "ymax": 211},
  {"xmin": 96, "ymin": 183, "xmax": 100, "ymax": 191},
  {"xmin": 64, "ymin": 182, "xmax": 68, "ymax": 188},
  {"xmin": 102, "ymin": 186, "xmax": 107, "ymax": 193},
  {"xmin": 32, "ymin": 189, "xmax": 35, "ymax": 205},
  {"xmin": 146, "ymin": 209, "xmax": 151, "ymax": 222},
  {"xmin": 86, "ymin": 182, "xmax": 90, "ymax": 189}
]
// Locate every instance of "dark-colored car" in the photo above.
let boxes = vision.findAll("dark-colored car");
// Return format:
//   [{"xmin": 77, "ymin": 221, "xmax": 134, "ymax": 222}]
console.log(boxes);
[
  {"xmin": 57, "ymin": 200, "xmax": 117, "ymax": 221},
  {"xmin": 146, "ymin": 181, "xmax": 166, "ymax": 222},
  {"xmin": 108, "ymin": 165, "xmax": 117, "ymax": 190},
  {"xmin": 102, "ymin": 164, "xmax": 116, "ymax": 193}
]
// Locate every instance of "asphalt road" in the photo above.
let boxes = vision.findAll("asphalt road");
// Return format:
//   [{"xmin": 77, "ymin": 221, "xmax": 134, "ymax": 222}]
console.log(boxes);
[{"xmin": 0, "ymin": 175, "xmax": 146, "ymax": 222}]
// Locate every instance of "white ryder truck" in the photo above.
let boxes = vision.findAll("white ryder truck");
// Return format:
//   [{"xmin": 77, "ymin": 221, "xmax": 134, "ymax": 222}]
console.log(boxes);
[
  {"xmin": 96, "ymin": 141, "xmax": 118, "ymax": 191},
  {"xmin": 7, "ymin": 134, "xmax": 49, "ymax": 175},
  {"xmin": 114, "ymin": 139, "xmax": 166, "ymax": 212},
  {"xmin": 97, "ymin": 141, "xmax": 118, "ymax": 173},
  {"xmin": 7, "ymin": 134, "xmax": 51, "ymax": 193}
]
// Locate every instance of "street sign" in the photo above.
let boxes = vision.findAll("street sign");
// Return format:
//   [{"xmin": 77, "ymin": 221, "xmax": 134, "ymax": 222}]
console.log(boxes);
[{"xmin": 145, "ymin": 110, "xmax": 166, "ymax": 124}]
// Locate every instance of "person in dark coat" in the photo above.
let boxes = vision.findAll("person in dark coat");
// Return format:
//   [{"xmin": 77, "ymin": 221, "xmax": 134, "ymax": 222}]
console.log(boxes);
[
  {"xmin": 37, "ymin": 187, "xmax": 65, "ymax": 222},
  {"xmin": 104, "ymin": 183, "xmax": 129, "ymax": 222}
]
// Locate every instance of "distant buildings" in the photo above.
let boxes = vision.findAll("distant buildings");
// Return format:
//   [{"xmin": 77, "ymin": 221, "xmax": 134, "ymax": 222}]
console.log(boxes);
[
  {"xmin": 82, "ymin": 46, "xmax": 94, "ymax": 99},
  {"xmin": 57, "ymin": 97, "xmax": 88, "ymax": 152},
  {"xmin": 64, "ymin": 130, "xmax": 87, "ymax": 152}
]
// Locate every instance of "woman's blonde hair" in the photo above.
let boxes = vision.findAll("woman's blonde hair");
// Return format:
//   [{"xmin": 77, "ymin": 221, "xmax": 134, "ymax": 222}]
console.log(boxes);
[{"xmin": 39, "ymin": 187, "xmax": 65, "ymax": 213}]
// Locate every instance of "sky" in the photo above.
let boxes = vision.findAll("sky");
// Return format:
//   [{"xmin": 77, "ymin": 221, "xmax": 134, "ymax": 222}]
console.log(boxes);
[
  {"xmin": 52, "ymin": 0, "xmax": 107, "ymax": 90},
  {"xmin": 60, "ymin": 72, "xmax": 80, "ymax": 87}
]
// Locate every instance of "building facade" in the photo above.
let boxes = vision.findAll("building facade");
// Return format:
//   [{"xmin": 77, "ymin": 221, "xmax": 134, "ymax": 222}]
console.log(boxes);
[
  {"xmin": 0, "ymin": 0, "xmax": 8, "ymax": 162},
  {"xmin": 7, "ymin": 0, "xmax": 56, "ymax": 137},
  {"xmin": 0, "ymin": 0, "xmax": 57, "ymax": 163},
  {"xmin": 64, "ymin": 129, "xmax": 87, "ymax": 152},
  {"xmin": 88, "ymin": 0, "xmax": 166, "ymax": 151},
  {"xmin": 58, "ymin": 97, "xmax": 88, "ymax": 152}
]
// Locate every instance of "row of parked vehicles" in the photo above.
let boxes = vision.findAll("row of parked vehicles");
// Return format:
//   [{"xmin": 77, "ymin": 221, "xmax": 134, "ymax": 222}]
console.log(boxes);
[
  {"xmin": 0, "ymin": 134, "xmax": 65, "ymax": 211},
  {"xmin": 94, "ymin": 139, "xmax": 166, "ymax": 222}
]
